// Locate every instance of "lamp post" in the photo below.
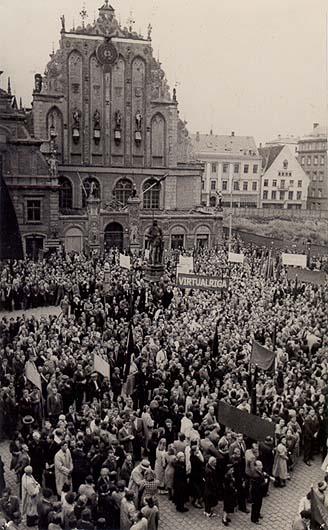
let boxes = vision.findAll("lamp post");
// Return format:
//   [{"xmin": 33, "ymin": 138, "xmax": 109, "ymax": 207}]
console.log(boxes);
[{"xmin": 306, "ymin": 238, "xmax": 312, "ymax": 268}]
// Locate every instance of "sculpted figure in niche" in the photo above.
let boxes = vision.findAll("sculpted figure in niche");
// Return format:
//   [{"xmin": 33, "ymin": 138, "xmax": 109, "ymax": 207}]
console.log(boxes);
[
  {"xmin": 135, "ymin": 111, "xmax": 142, "ymax": 131},
  {"xmin": 34, "ymin": 74, "xmax": 42, "ymax": 93},
  {"xmin": 60, "ymin": 15, "xmax": 65, "ymax": 31},
  {"xmin": 73, "ymin": 110, "xmax": 80, "ymax": 125},
  {"xmin": 94, "ymin": 109, "xmax": 101, "ymax": 126},
  {"xmin": 115, "ymin": 110, "xmax": 122, "ymax": 129}
]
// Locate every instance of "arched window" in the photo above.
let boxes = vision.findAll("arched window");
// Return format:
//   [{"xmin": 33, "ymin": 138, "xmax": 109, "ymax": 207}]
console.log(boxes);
[
  {"xmin": 112, "ymin": 178, "xmax": 133, "ymax": 207},
  {"xmin": 58, "ymin": 177, "xmax": 73, "ymax": 210},
  {"xmin": 143, "ymin": 178, "xmax": 160, "ymax": 209},
  {"xmin": 82, "ymin": 177, "xmax": 100, "ymax": 207}
]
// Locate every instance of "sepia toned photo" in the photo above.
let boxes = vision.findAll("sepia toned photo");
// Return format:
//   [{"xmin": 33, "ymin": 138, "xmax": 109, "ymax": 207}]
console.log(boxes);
[{"xmin": 0, "ymin": 1, "xmax": 328, "ymax": 529}]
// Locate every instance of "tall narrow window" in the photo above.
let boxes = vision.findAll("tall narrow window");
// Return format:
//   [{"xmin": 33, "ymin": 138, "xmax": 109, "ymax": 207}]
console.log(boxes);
[
  {"xmin": 58, "ymin": 177, "xmax": 73, "ymax": 210},
  {"xmin": 113, "ymin": 178, "xmax": 133, "ymax": 207},
  {"xmin": 143, "ymin": 179, "xmax": 160, "ymax": 209}
]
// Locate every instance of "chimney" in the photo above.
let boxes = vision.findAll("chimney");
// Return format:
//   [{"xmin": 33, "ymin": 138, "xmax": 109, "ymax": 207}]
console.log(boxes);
[
  {"xmin": 210, "ymin": 129, "xmax": 213, "ymax": 135},
  {"xmin": 231, "ymin": 131, "xmax": 235, "ymax": 137},
  {"xmin": 196, "ymin": 131, "xmax": 200, "ymax": 142},
  {"xmin": 313, "ymin": 123, "xmax": 319, "ymax": 130}
]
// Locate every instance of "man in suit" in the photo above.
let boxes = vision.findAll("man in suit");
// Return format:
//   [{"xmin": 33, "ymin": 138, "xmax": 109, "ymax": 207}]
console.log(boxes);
[
  {"xmin": 37, "ymin": 488, "xmax": 53, "ymax": 530},
  {"xmin": 47, "ymin": 387, "xmax": 63, "ymax": 426},
  {"xmin": 86, "ymin": 372, "xmax": 102, "ymax": 403},
  {"xmin": 250, "ymin": 460, "xmax": 268, "ymax": 524}
]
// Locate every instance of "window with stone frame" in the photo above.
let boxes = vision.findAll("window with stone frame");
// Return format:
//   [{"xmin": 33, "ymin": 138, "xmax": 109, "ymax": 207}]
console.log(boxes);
[
  {"xmin": 112, "ymin": 178, "xmax": 133, "ymax": 207},
  {"xmin": 58, "ymin": 177, "xmax": 73, "ymax": 210},
  {"xmin": 26, "ymin": 199, "xmax": 42, "ymax": 222},
  {"xmin": 143, "ymin": 178, "xmax": 161, "ymax": 209}
]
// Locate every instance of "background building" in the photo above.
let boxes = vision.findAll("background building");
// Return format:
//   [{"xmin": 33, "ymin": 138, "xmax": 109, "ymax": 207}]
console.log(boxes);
[
  {"xmin": 191, "ymin": 131, "xmax": 261, "ymax": 208},
  {"xmin": 1, "ymin": 2, "xmax": 223, "ymax": 257},
  {"xmin": 265, "ymin": 134, "xmax": 299, "ymax": 156},
  {"xmin": 0, "ymin": 75, "xmax": 59, "ymax": 259},
  {"xmin": 259, "ymin": 144, "xmax": 309, "ymax": 210},
  {"xmin": 297, "ymin": 123, "xmax": 327, "ymax": 210}
]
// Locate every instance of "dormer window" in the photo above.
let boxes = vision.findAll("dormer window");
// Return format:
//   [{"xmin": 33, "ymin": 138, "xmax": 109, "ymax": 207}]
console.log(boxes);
[{"xmin": 283, "ymin": 159, "xmax": 288, "ymax": 169}]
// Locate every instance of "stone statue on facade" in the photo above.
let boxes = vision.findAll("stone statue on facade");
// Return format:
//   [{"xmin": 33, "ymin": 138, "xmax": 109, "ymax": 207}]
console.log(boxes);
[
  {"xmin": 115, "ymin": 109, "xmax": 122, "ymax": 128},
  {"xmin": 145, "ymin": 219, "xmax": 164, "ymax": 265},
  {"xmin": 94, "ymin": 109, "xmax": 101, "ymax": 126},
  {"xmin": 73, "ymin": 109, "xmax": 80, "ymax": 125},
  {"xmin": 48, "ymin": 153, "xmax": 58, "ymax": 177},
  {"xmin": 34, "ymin": 74, "xmax": 42, "ymax": 94},
  {"xmin": 60, "ymin": 15, "xmax": 66, "ymax": 32},
  {"xmin": 135, "ymin": 110, "xmax": 142, "ymax": 131},
  {"xmin": 89, "ymin": 181, "xmax": 96, "ymax": 198}
]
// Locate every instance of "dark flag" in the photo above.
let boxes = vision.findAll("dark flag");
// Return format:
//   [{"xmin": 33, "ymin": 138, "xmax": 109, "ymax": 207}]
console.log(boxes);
[
  {"xmin": 293, "ymin": 275, "xmax": 298, "ymax": 300},
  {"xmin": 251, "ymin": 340, "xmax": 276, "ymax": 371},
  {"xmin": 311, "ymin": 488, "xmax": 328, "ymax": 529},
  {"xmin": 124, "ymin": 322, "xmax": 135, "ymax": 381},
  {"xmin": 0, "ymin": 156, "xmax": 23, "ymax": 259}
]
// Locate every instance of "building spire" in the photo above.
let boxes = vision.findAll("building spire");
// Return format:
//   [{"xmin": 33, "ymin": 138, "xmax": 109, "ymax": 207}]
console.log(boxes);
[{"xmin": 7, "ymin": 77, "xmax": 11, "ymax": 95}]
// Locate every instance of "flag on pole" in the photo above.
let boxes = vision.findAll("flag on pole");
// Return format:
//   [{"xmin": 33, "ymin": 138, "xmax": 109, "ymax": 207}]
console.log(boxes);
[
  {"xmin": 311, "ymin": 488, "xmax": 328, "ymax": 529},
  {"xmin": 212, "ymin": 320, "xmax": 219, "ymax": 358},
  {"xmin": 25, "ymin": 360, "xmax": 42, "ymax": 391},
  {"xmin": 77, "ymin": 172, "xmax": 87, "ymax": 196},
  {"xmin": 119, "ymin": 253, "xmax": 131, "ymax": 270},
  {"xmin": 93, "ymin": 352, "xmax": 110, "ymax": 378},
  {"xmin": 251, "ymin": 340, "xmax": 276, "ymax": 371},
  {"xmin": 251, "ymin": 365, "xmax": 258, "ymax": 415},
  {"xmin": 124, "ymin": 323, "xmax": 135, "ymax": 381}
]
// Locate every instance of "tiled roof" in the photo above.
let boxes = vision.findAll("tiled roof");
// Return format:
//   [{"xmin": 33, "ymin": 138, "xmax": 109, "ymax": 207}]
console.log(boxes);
[
  {"xmin": 258, "ymin": 145, "xmax": 284, "ymax": 171},
  {"xmin": 191, "ymin": 133, "xmax": 259, "ymax": 156}
]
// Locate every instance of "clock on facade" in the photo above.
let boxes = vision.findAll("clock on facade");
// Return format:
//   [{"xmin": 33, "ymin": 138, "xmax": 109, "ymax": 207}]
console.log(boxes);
[{"xmin": 96, "ymin": 40, "xmax": 118, "ymax": 66}]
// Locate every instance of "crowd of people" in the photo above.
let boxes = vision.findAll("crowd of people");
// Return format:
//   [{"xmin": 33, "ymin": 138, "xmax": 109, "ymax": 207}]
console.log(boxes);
[{"xmin": 0, "ymin": 241, "xmax": 327, "ymax": 530}]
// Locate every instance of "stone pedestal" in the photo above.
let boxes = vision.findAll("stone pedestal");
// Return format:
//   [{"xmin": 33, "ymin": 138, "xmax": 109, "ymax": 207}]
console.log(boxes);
[
  {"xmin": 127, "ymin": 194, "xmax": 141, "ymax": 254},
  {"xmin": 144, "ymin": 263, "xmax": 165, "ymax": 283},
  {"xmin": 87, "ymin": 196, "xmax": 101, "ymax": 253}
]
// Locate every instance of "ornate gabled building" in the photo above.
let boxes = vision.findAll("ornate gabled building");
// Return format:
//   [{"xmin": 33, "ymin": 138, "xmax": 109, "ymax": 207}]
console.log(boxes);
[{"xmin": 30, "ymin": 1, "xmax": 222, "ymax": 253}]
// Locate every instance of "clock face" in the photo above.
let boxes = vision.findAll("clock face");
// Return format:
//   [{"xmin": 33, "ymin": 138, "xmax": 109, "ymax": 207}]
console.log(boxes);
[{"xmin": 96, "ymin": 41, "xmax": 118, "ymax": 66}]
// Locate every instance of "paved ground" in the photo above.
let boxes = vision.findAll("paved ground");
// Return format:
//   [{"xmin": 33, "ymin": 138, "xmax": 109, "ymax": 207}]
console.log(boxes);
[{"xmin": 0, "ymin": 440, "xmax": 323, "ymax": 529}]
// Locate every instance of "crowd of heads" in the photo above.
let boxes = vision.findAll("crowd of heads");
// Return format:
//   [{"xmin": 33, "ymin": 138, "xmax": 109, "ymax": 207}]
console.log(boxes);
[{"xmin": 0, "ymin": 240, "xmax": 327, "ymax": 528}]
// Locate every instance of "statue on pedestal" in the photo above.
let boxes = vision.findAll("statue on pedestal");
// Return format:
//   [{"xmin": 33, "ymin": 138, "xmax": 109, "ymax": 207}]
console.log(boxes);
[{"xmin": 145, "ymin": 219, "xmax": 164, "ymax": 265}]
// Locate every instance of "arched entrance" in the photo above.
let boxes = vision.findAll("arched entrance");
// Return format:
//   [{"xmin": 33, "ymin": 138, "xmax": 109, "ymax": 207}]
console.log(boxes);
[
  {"xmin": 64, "ymin": 227, "xmax": 83, "ymax": 253},
  {"xmin": 104, "ymin": 222, "xmax": 124, "ymax": 251}
]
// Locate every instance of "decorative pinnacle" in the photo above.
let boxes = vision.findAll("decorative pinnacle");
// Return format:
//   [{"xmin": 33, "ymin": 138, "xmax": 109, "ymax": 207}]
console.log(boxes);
[
  {"xmin": 7, "ymin": 77, "xmax": 11, "ymax": 95},
  {"xmin": 19, "ymin": 97, "xmax": 23, "ymax": 110},
  {"xmin": 80, "ymin": 3, "xmax": 88, "ymax": 28},
  {"xmin": 127, "ymin": 11, "xmax": 135, "ymax": 33},
  {"xmin": 147, "ymin": 23, "xmax": 152, "ymax": 40}
]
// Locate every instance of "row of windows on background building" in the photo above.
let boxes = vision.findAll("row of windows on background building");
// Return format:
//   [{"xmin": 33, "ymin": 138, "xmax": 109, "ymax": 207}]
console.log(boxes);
[
  {"xmin": 58, "ymin": 177, "xmax": 161, "ymax": 211},
  {"xmin": 306, "ymin": 171, "xmax": 325, "ymax": 181},
  {"xmin": 207, "ymin": 180, "xmax": 258, "ymax": 191},
  {"xmin": 211, "ymin": 162, "xmax": 259, "ymax": 174},
  {"xmin": 262, "ymin": 190, "xmax": 302, "ymax": 200},
  {"xmin": 299, "ymin": 142, "xmax": 326, "ymax": 151},
  {"xmin": 300, "ymin": 155, "xmax": 325, "ymax": 165},
  {"xmin": 263, "ymin": 179, "xmax": 302, "ymax": 188}
]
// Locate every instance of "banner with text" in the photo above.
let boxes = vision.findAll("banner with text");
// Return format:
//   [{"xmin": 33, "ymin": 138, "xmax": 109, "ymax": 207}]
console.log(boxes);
[
  {"xmin": 93, "ymin": 352, "xmax": 110, "ymax": 378},
  {"xmin": 287, "ymin": 266, "xmax": 326, "ymax": 286},
  {"xmin": 177, "ymin": 273, "xmax": 227, "ymax": 291},
  {"xmin": 218, "ymin": 400, "xmax": 275, "ymax": 442},
  {"xmin": 282, "ymin": 253, "xmax": 307, "ymax": 268},
  {"xmin": 228, "ymin": 252, "xmax": 245, "ymax": 264},
  {"xmin": 25, "ymin": 360, "xmax": 42, "ymax": 391}
]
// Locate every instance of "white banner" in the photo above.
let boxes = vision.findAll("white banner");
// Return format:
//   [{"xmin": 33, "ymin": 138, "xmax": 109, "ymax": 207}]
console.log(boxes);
[
  {"xmin": 93, "ymin": 352, "xmax": 110, "ymax": 378},
  {"xmin": 282, "ymin": 253, "xmax": 306, "ymax": 268},
  {"xmin": 25, "ymin": 360, "xmax": 42, "ymax": 391},
  {"xmin": 228, "ymin": 252, "xmax": 245, "ymax": 264},
  {"xmin": 119, "ymin": 253, "xmax": 131, "ymax": 270},
  {"xmin": 178, "ymin": 255, "xmax": 194, "ymax": 273}
]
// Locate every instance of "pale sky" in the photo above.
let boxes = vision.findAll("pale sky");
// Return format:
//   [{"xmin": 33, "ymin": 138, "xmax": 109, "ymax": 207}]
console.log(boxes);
[{"xmin": 0, "ymin": 0, "xmax": 327, "ymax": 144}]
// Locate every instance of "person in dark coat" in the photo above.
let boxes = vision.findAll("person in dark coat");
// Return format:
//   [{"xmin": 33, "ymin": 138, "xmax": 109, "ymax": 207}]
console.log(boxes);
[
  {"xmin": 189, "ymin": 443, "xmax": 205, "ymax": 509},
  {"xmin": 204, "ymin": 456, "xmax": 219, "ymax": 517},
  {"xmin": 250, "ymin": 460, "xmax": 268, "ymax": 524},
  {"xmin": 230, "ymin": 448, "xmax": 249, "ymax": 513},
  {"xmin": 0, "ymin": 488, "xmax": 20, "ymax": 522},
  {"xmin": 303, "ymin": 409, "xmax": 319, "ymax": 466},
  {"xmin": 72, "ymin": 442, "xmax": 91, "ymax": 492},
  {"xmin": 259, "ymin": 436, "xmax": 274, "ymax": 496},
  {"xmin": 29, "ymin": 432, "xmax": 46, "ymax": 485},
  {"xmin": 222, "ymin": 466, "xmax": 237, "ymax": 526},
  {"xmin": 37, "ymin": 488, "xmax": 53, "ymax": 530},
  {"xmin": 173, "ymin": 452, "xmax": 189, "ymax": 512}
]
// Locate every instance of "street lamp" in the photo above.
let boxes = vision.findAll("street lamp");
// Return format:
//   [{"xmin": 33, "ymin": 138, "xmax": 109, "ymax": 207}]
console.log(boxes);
[{"xmin": 306, "ymin": 238, "xmax": 312, "ymax": 268}]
